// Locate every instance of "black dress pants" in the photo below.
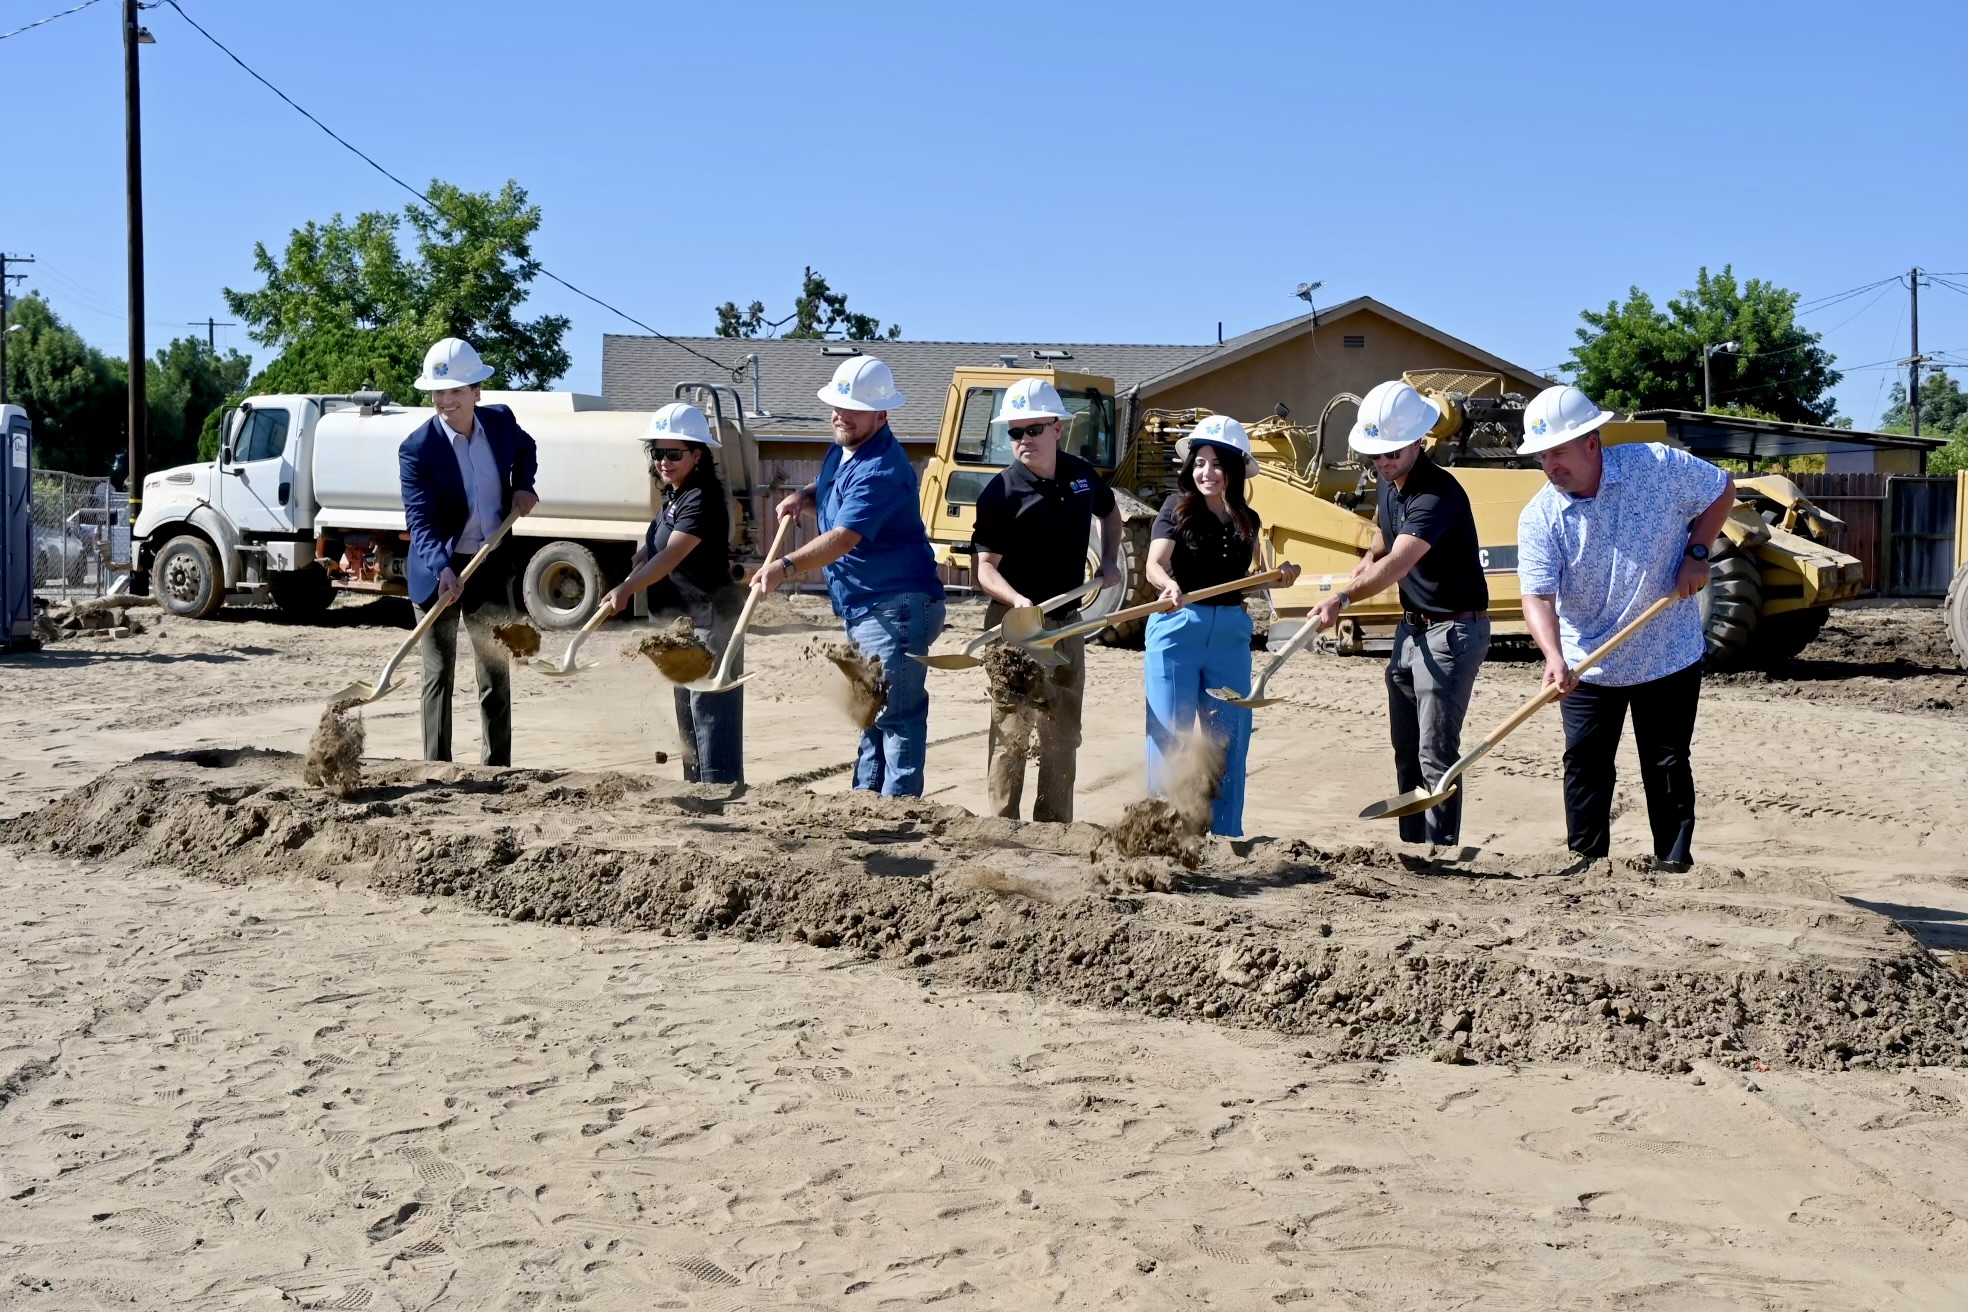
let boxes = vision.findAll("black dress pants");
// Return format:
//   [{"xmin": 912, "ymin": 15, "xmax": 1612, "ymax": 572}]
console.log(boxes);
[{"xmin": 1558, "ymin": 660, "xmax": 1703, "ymax": 864}]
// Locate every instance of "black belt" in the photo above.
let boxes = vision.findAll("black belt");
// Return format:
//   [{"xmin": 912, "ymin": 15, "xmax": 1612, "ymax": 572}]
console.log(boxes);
[{"xmin": 1403, "ymin": 609, "xmax": 1486, "ymax": 629}]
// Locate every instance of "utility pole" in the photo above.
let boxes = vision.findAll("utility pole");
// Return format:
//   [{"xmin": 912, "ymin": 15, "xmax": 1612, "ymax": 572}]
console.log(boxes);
[
  {"xmin": 189, "ymin": 317, "xmax": 234, "ymax": 352},
  {"xmin": 124, "ymin": 0, "xmax": 152, "ymax": 522},
  {"xmin": 0, "ymin": 252, "xmax": 33, "ymax": 406},
  {"xmin": 1908, "ymin": 266, "xmax": 1923, "ymax": 437}
]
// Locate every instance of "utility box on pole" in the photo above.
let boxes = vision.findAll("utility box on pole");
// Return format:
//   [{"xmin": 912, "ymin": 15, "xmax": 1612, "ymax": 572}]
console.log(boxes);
[{"xmin": 1, "ymin": 404, "xmax": 36, "ymax": 651}]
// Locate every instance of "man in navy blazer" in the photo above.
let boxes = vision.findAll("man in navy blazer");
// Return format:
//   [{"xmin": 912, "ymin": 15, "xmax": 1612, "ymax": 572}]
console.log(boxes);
[{"xmin": 399, "ymin": 337, "xmax": 539, "ymax": 766}]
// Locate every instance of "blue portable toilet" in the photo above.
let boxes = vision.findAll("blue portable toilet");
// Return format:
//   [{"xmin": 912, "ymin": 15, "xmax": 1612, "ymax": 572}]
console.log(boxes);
[{"xmin": 1, "ymin": 404, "xmax": 35, "ymax": 651}]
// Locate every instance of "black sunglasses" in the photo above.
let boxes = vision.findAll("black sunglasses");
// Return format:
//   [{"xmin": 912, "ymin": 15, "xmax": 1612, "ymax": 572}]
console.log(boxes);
[
  {"xmin": 649, "ymin": 446, "xmax": 694, "ymax": 463},
  {"xmin": 1006, "ymin": 421, "xmax": 1056, "ymax": 441}
]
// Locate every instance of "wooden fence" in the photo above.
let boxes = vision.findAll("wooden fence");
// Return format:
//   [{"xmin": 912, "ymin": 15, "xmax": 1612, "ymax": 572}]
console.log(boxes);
[{"xmin": 1794, "ymin": 473, "xmax": 1886, "ymax": 592}]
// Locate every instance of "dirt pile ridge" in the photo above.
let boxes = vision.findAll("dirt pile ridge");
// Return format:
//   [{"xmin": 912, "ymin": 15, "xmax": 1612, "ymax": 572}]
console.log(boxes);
[
  {"xmin": 7, "ymin": 749, "xmax": 1964, "ymax": 1076},
  {"xmin": 633, "ymin": 616, "xmax": 715, "ymax": 684}
]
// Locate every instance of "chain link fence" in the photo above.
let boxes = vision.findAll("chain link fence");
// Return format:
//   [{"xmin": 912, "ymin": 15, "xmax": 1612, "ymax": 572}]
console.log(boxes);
[{"xmin": 28, "ymin": 469, "xmax": 123, "ymax": 603}]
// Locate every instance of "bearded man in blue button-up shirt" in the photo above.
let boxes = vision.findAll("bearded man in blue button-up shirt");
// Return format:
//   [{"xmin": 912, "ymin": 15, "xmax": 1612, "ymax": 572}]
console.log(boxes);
[
  {"xmin": 1516, "ymin": 386, "xmax": 1736, "ymax": 868},
  {"xmin": 755, "ymin": 355, "xmax": 946, "ymax": 797}
]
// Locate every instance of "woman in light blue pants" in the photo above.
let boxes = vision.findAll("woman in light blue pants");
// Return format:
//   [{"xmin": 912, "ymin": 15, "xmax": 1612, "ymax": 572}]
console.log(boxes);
[{"xmin": 1141, "ymin": 418, "xmax": 1298, "ymax": 837}]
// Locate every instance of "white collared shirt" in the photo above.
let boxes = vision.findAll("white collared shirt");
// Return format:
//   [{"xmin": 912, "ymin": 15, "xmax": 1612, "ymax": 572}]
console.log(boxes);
[{"xmin": 439, "ymin": 411, "xmax": 505, "ymax": 555}]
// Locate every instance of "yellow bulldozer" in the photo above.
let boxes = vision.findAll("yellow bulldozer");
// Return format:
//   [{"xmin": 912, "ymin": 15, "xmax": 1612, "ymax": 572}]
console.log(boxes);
[{"xmin": 919, "ymin": 365, "xmax": 1867, "ymax": 670}]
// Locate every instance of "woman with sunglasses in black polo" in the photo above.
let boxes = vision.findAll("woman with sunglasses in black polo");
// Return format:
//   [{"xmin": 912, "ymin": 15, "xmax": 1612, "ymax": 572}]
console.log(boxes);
[{"xmin": 601, "ymin": 402, "xmax": 747, "ymax": 783}]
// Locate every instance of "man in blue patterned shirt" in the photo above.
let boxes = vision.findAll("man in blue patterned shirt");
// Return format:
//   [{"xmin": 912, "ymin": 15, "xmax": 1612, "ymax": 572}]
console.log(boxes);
[{"xmin": 1516, "ymin": 385, "xmax": 1737, "ymax": 867}]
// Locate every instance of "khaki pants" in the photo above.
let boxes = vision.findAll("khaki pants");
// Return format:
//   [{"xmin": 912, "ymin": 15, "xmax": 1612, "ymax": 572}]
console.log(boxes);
[{"xmin": 984, "ymin": 602, "xmax": 1086, "ymax": 823}]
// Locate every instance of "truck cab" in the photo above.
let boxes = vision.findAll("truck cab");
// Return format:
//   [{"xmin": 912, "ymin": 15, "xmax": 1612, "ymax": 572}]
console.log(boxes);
[{"xmin": 918, "ymin": 366, "xmax": 1130, "ymax": 615}]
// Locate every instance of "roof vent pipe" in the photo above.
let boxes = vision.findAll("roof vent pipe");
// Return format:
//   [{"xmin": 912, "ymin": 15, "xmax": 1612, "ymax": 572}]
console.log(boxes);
[
  {"xmin": 998, "ymin": 355, "xmax": 1017, "ymax": 368},
  {"xmin": 746, "ymin": 352, "xmax": 765, "ymax": 417}
]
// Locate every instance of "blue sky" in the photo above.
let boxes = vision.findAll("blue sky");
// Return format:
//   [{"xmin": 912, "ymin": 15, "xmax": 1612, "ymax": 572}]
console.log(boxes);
[{"xmin": 8, "ymin": 0, "xmax": 1963, "ymax": 425}]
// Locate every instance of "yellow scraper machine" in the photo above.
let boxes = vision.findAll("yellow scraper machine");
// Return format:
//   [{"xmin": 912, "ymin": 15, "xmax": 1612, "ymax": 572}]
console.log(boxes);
[{"xmin": 919, "ymin": 366, "xmax": 1868, "ymax": 672}]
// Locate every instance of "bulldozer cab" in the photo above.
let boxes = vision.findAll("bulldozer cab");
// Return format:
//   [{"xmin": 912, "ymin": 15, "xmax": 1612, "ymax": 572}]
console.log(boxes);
[{"xmin": 919, "ymin": 366, "xmax": 1120, "ymax": 563}]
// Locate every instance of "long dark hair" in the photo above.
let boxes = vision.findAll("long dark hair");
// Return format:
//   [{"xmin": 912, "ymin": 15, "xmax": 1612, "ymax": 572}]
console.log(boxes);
[{"xmin": 1173, "ymin": 442, "xmax": 1257, "ymax": 544}]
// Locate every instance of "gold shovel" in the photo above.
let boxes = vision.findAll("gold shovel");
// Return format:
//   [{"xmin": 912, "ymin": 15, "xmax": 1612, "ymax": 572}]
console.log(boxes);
[
  {"xmin": 1208, "ymin": 609, "xmax": 1327, "ymax": 708},
  {"xmin": 682, "ymin": 515, "xmax": 796, "ymax": 695},
  {"xmin": 327, "ymin": 509, "xmax": 521, "ymax": 706},
  {"xmin": 912, "ymin": 578, "xmax": 1103, "ymax": 670},
  {"xmin": 1357, "ymin": 595, "xmax": 1675, "ymax": 822},
  {"xmin": 1002, "ymin": 568, "xmax": 1288, "ymax": 668},
  {"xmin": 536, "ymin": 603, "xmax": 613, "ymax": 677}
]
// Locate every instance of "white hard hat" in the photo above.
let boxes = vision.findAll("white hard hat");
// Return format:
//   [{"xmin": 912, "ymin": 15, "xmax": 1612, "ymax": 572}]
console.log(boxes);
[
  {"xmin": 1520, "ymin": 385, "xmax": 1614, "ymax": 455},
  {"xmin": 817, "ymin": 355, "xmax": 907, "ymax": 412},
  {"xmin": 415, "ymin": 337, "xmax": 495, "ymax": 391},
  {"xmin": 642, "ymin": 402, "xmax": 720, "ymax": 449},
  {"xmin": 1347, "ymin": 380, "xmax": 1442, "ymax": 456},
  {"xmin": 1173, "ymin": 414, "xmax": 1261, "ymax": 479},
  {"xmin": 992, "ymin": 377, "xmax": 1073, "ymax": 424}
]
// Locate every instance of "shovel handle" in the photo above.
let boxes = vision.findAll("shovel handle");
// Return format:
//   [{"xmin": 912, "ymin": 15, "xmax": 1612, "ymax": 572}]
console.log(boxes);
[
  {"xmin": 703, "ymin": 516, "xmax": 797, "ymax": 685},
  {"xmin": 1029, "ymin": 568, "xmax": 1287, "ymax": 648},
  {"xmin": 966, "ymin": 578, "xmax": 1104, "ymax": 655},
  {"xmin": 373, "ymin": 508, "xmax": 524, "ymax": 691},
  {"xmin": 1481, "ymin": 594, "xmax": 1678, "ymax": 746}
]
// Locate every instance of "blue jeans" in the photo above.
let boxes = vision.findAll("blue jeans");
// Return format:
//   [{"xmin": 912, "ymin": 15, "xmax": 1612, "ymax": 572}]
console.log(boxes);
[
  {"xmin": 1144, "ymin": 605, "xmax": 1253, "ymax": 836},
  {"xmin": 673, "ymin": 611, "xmax": 744, "ymax": 785},
  {"xmin": 844, "ymin": 593, "xmax": 946, "ymax": 797}
]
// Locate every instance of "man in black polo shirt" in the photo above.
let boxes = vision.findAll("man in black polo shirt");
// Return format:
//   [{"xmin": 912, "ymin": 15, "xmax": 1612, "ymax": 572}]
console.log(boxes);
[
  {"xmin": 970, "ymin": 377, "xmax": 1122, "ymax": 821},
  {"xmin": 1309, "ymin": 380, "xmax": 1490, "ymax": 846}
]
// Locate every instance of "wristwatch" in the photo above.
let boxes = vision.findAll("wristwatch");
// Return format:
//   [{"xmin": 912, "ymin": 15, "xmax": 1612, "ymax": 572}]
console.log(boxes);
[
  {"xmin": 1685, "ymin": 542, "xmax": 1710, "ymax": 562},
  {"xmin": 779, "ymin": 555, "xmax": 797, "ymax": 576}
]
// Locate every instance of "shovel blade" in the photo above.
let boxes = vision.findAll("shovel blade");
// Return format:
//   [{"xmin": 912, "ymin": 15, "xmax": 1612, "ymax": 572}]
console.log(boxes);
[
  {"xmin": 536, "ymin": 659, "xmax": 597, "ymax": 678},
  {"xmin": 1358, "ymin": 782, "xmax": 1459, "ymax": 822},
  {"xmin": 911, "ymin": 652, "xmax": 984, "ymax": 670},
  {"xmin": 684, "ymin": 670, "xmax": 758, "ymax": 695},
  {"xmin": 997, "ymin": 605, "xmax": 1045, "ymax": 646},
  {"xmin": 328, "ymin": 680, "xmax": 382, "ymax": 707},
  {"xmin": 1210, "ymin": 686, "xmax": 1284, "ymax": 708}
]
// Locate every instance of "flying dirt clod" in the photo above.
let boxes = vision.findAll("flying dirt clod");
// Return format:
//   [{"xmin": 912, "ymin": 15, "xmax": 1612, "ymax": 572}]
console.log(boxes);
[
  {"xmin": 303, "ymin": 697, "xmax": 365, "ymax": 798},
  {"xmin": 634, "ymin": 616, "xmax": 717, "ymax": 685},
  {"xmin": 814, "ymin": 641, "xmax": 887, "ymax": 729},
  {"xmin": 1093, "ymin": 728, "xmax": 1226, "ymax": 890},
  {"xmin": 492, "ymin": 621, "xmax": 541, "ymax": 661}
]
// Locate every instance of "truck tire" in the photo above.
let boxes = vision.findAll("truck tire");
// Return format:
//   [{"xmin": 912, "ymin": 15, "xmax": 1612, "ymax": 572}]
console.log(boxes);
[
  {"xmin": 1699, "ymin": 538, "xmax": 1761, "ymax": 670},
  {"xmin": 1745, "ymin": 605, "xmax": 1831, "ymax": 670},
  {"xmin": 154, "ymin": 534, "xmax": 226, "ymax": 619},
  {"xmin": 1097, "ymin": 518, "xmax": 1158, "ymax": 649},
  {"xmin": 268, "ymin": 565, "xmax": 336, "ymax": 621},
  {"xmin": 1946, "ymin": 561, "xmax": 1968, "ymax": 670},
  {"xmin": 522, "ymin": 541, "xmax": 605, "ymax": 630}
]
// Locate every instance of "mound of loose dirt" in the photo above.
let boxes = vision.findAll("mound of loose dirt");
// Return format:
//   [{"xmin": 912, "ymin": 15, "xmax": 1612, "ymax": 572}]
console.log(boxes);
[
  {"xmin": 11, "ymin": 750, "xmax": 1963, "ymax": 1075},
  {"xmin": 1707, "ymin": 608, "xmax": 1965, "ymax": 714},
  {"xmin": 634, "ymin": 616, "xmax": 715, "ymax": 685},
  {"xmin": 302, "ymin": 700, "xmax": 364, "ymax": 797}
]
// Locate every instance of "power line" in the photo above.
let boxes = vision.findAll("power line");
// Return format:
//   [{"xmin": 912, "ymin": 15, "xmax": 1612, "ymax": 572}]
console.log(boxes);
[
  {"xmin": 1795, "ymin": 276, "xmax": 1901, "ymax": 314},
  {"xmin": 154, "ymin": 0, "xmax": 744, "ymax": 380},
  {"xmin": 0, "ymin": 0, "xmax": 104, "ymax": 41}
]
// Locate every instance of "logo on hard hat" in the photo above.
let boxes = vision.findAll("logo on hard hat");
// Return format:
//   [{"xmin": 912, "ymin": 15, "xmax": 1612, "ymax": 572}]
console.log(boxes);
[
  {"xmin": 653, "ymin": 417, "xmax": 668, "ymax": 431},
  {"xmin": 1204, "ymin": 419, "xmax": 1224, "ymax": 435},
  {"xmin": 1363, "ymin": 423, "xmax": 1379, "ymax": 438},
  {"xmin": 1531, "ymin": 419, "xmax": 1548, "ymax": 436},
  {"xmin": 836, "ymin": 381, "xmax": 850, "ymax": 395},
  {"xmin": 434, "ymin": 362, "xmax": 449, "ymax": 378},
  {"xmin": 1011, "ymin": 394, "xmax": 1027, "ymax": 410}
]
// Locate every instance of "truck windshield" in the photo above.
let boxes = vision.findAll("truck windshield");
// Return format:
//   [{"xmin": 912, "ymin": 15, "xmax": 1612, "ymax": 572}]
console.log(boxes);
[{"xmin": 952, "ymin": 385, "xmax": 1114, "ymax": 470}]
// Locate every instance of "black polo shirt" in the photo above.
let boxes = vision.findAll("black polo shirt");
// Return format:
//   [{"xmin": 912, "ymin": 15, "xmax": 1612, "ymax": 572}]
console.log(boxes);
[
  {"xmin": 1375, "ymin": 451, "xmax": 1488, "ymax": 616},
  {"xmin": 644, "ymin": 480, "xmax": 742, "ymax": 624},
  {"xmin": 1151, "ymin": 493, "xmax": 1262, "ymax": 605},
  {"xmin": 971, "ymin": 450, "xmax": 1116, "ymax": 604}
]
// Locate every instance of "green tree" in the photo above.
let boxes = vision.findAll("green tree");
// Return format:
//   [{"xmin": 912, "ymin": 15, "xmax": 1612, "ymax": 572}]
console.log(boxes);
[
  {"xmin": 1568, "ymin": 266, "xmax": 1842, "ymax": 424},
  {"xmin": 148, "ymin": 337, "xmax": 252, "ymax": 467},
  {"xmin": 224, "ymin": 179, "xmax": 571, "ymax": 403},
  {"xmin": 1878, "ymin": 372, "xmax": 1968, "ymax": 475},
  {"xmin": 715, "ymin": 266, "xmax": 900, "ymax": 341},
  {"xmin": 1, "ymin": 294, "xmax": 125, "ymax": 475}
]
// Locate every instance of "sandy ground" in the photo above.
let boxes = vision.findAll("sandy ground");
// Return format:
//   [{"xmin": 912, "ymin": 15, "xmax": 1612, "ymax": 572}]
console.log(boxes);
[{"xmin": 2, "ymin": 595, "xmax": 1966, "ymax": 1308}]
